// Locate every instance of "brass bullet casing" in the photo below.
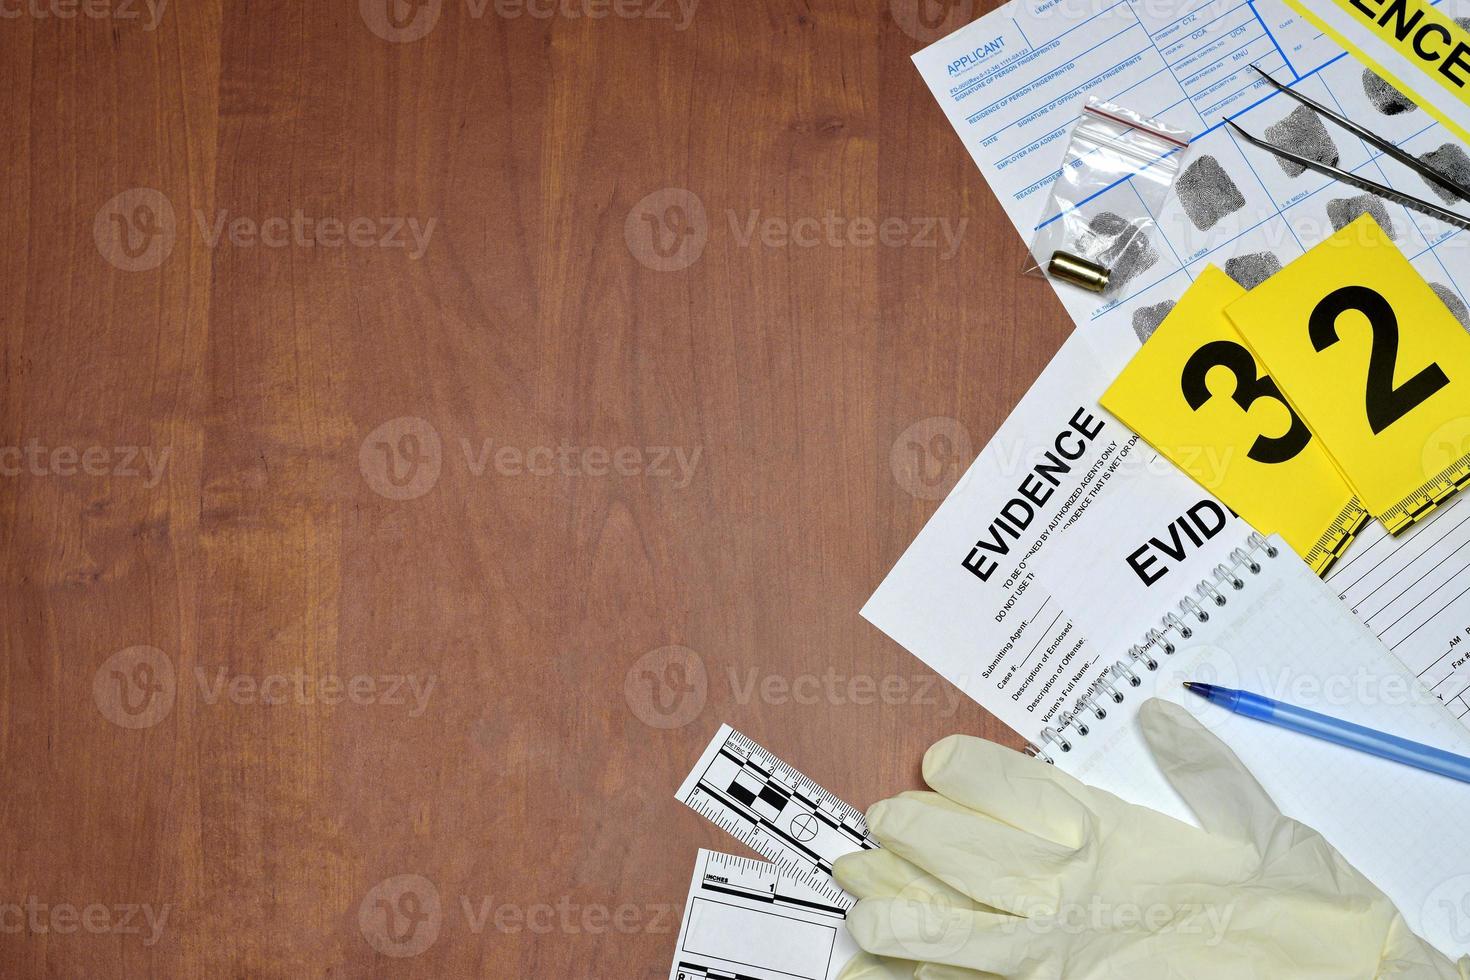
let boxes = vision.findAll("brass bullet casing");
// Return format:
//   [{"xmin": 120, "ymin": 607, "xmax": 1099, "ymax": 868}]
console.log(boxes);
[{"xmin": 1048, "ymin": 251, "xmax": 1110, "ymax": 292}]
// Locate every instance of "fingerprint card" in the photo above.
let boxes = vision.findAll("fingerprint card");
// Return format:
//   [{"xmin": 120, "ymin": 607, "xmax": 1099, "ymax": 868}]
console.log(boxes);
[
  {"xmin": 1226, "ymin": 215, "xmax": 1470, "ymax": 532},
  {"xmin": 1408, "ymin": 250, "xmax": 1470, "ymax": 336},
  {"xmin": 1228, "ymin": 73, "xmax": 1371, "ymax": 218},
  {"xmin": 1434, "ymin": 234, "xmax": 1470, "ymax": 323},
  {"xmin": 1369, "ymin": 124, "xmax": 1470, "ymax": 248},
  {"xmin": 1157, "ymin": 140, "xmax": 1278, "ymax": 266},
  {"xmin": 1101, "ymin": 266, "xmax": 1367, "ymax": 573},
  {"xmin": 1183, "ymin": 216, "xmax": 1305, "ymax": 294},
  {"xmin": 1062, "ymin": 181, "xmax": 1172, "ymax": 312}
]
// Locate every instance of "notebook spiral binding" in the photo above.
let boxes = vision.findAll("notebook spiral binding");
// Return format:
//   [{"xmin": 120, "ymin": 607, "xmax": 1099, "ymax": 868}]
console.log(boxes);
[{"xmin": 1024, "ymin": 531, "xmax": 1279, "ymax": 764}]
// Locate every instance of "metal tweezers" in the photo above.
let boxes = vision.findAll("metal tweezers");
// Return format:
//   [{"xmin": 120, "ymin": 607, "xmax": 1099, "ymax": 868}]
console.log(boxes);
[{"xmin": 1225, "ymin": 66, "xmax": 1470, "ymax": 232}]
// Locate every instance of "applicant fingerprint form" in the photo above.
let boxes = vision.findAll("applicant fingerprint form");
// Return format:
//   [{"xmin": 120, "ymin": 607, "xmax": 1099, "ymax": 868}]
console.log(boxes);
[
  {"xmin": 1327, "ymin": 194, "xmax": 1397, "ymax": 239},
  {"xmin": 1177, "ymin": 155, "xmax": 1247, "ymax": 231},
  {"xmin": 1224, "ymin": 251, "xmax": 1282, "ymax": 290},
  {"xmin": 1430, "ymin": 283, "xmax": 1470, "ymax": 331},
  {"xmin": 1075, "ymin": 212, "xmax": 1159, "ymax": 294},
  {"xmin": 1418, "ymin": 144, "xmax": 1470, "ymax": 205},
  {"xmin": 1361, "ymin": 69, "xmax": 1419, "ymax": 115},
  {"xmin": 1132, "ymin": 300, "xmax": 1175, "ymax": 343},
  {"xmin": 1262, "ymin": 105, "xmax": 1341, "ymax": 177}
]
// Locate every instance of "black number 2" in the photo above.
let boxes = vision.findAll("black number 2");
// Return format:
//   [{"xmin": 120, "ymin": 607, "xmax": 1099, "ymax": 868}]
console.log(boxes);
[
  {"xmin": 1181, "ymin": 340, "xmax": 1313, "ymax": 464},
  {"xmin": 1309, "ymin": 286, "xmax": 1449, "ymax": 435}
]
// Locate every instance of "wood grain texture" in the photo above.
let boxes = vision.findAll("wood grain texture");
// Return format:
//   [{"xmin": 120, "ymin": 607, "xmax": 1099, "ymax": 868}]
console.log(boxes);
[{"xmin": 0, "ymin": 0, "xmax": 1071, "ymax": 974}]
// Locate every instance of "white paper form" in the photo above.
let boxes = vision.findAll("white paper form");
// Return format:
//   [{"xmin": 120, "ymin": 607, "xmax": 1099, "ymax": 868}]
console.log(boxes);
[
  {"xmin": 858, "ymin": 329, "xmax": 1245, "ymax": 739},
  {"xmin": 1054, "ymin": 540, "xmax": 1470, "ymax": 959},
  {"xmin": 916, "ymin": 0, "xmax": 1468, "ymax": 339},
  {"xmin": 862, "ymin": 0, "xmax": 1470, "ymax": 744},
  {"xmin": 1282, "ymin": 0, "xmax": 1470, "ymax": 145},
  {"xmin": 1026, "ymin": 443, "xmax": 1248, "ymax": 653},
  {"xmin": 667, "ymin": 850, "xmax": 861, "ymax": 980},
  {"xmin": 1328, "ymin": 493, "xmax": 1470, "ymax": 720}
]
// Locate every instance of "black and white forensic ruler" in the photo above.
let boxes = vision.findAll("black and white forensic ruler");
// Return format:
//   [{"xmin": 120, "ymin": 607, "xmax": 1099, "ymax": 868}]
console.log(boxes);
[
  {"xmin": 675, "ymin": 723, "xmax": 879, "ymax": 910},
  {"xmin": 668, "ymin": 849, "xmax": 861, "ymax": 980}
]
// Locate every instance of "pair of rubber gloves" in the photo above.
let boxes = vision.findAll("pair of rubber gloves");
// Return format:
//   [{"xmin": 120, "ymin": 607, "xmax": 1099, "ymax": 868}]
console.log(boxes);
[{"xmin": 835, "ymin": 699, "xmax": 1468, "ymax": 980}]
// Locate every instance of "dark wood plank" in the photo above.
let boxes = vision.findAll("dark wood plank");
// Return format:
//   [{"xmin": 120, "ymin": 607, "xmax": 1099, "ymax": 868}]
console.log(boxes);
[{"xmin": 0, "ymin": 0, "xmax": 1066, "ymax": 974}]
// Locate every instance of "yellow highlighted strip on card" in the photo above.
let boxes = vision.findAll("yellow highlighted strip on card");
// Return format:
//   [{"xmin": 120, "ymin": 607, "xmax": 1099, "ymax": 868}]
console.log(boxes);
[
  {"xmin": 1101, "ymin": 267, "xmax": 1368, "ymax": 575},
  {"xmin": 1225, "ymin": 215, "xmax": 1470, "ymax": 534}
]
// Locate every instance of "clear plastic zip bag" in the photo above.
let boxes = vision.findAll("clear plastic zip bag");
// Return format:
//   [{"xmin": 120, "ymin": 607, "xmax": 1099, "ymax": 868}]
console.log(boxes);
[{"xmin": 1025, "ymin": 98, "xmax": 1192, "ymax": 297}]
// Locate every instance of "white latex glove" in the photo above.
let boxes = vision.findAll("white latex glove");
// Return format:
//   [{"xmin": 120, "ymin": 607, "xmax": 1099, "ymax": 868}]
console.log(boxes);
[{"xmin": 834, "ymin": 699, "xmax": 1469, "ymax": 980}]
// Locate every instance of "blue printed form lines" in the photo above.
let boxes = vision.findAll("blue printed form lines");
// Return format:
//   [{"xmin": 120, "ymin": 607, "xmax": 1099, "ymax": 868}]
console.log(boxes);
[
  {"xmin": 973, "ymin": 29, "xmax": 1149, "ymax": 135},
  {"xmin": 1249, "ymin": 0, "xmax": 1299, "ymax": 78},
  {"xmin": 967, "ymin": 0, "xmax": 1466, "ymax": 318},
  {"xmin": 1153, "ymin": 0, "xmax": 1253, "ymax": 55}
]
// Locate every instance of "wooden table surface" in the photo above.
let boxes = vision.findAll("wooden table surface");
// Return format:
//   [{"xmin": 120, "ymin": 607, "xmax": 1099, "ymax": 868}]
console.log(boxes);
[{"xmin": 1, "ymin": 0, "xmax": 1074, "ymax": 974}]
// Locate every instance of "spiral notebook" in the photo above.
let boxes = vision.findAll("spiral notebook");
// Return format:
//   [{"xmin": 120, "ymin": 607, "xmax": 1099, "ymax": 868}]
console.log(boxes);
[{"xmin": 1034, "ymin": 532, "xmax": 1470, "ymax": 958}]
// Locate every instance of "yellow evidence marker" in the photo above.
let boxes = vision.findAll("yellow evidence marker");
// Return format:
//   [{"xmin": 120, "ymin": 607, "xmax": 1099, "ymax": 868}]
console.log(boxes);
[
  {"xmin": 1226, "ymin": 215, "xmax": 1470, "ymax": 534},
  {"xmin": 1102, "ymin": 266, "xmax": 1368, "ymax": 574}
]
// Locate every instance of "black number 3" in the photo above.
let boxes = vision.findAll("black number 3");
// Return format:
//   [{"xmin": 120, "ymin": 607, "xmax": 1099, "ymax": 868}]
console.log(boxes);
[
  {"xmin": 1181, "ymin": 340, "xmax": 1313, "ymax": 464},
  {"xmin": 1309, "ymin": 286, "xmax": 1449, "ymax": 435}
]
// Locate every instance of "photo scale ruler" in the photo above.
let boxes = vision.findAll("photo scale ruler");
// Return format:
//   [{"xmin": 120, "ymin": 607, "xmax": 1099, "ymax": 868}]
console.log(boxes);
[
  {"xmin": 693, "ymin": 850, "xmax": 850, "ymax": 920},
  {"xmin": 1380, "ymin": 449, "xmax": 1470, "ymax": 534},
  {"xmin": 669, "ymin": 849, "xmax": 864, "ymax": 980},
  {"xmin": 675, "ymin": 723, "xmax": 878, "ymax": 913}
]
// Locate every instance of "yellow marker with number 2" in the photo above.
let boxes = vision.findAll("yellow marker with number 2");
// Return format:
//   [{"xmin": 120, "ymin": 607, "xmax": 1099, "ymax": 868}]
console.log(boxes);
[
  {"xmin": 1102, "ymin": 267, "xmax": 1368, "ymax": 574},
  {"xmin": 1227, "ymin": 216, "xmax": 1470, "ymax": 534}
]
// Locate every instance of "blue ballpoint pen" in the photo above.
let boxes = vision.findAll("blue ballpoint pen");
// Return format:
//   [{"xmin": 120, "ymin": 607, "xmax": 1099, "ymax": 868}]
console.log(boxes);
[{"xmin": 1183, "ymin": 682, "xmax": 1470, "ymax": 785}]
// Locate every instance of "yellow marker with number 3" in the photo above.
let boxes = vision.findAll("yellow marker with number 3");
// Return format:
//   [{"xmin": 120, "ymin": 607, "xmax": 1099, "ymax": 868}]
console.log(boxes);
[
  {"xmin": 1227, "ymin": 216, "xmax": 1470, "ymax": 534},
  {"xmin": 1102, "ymin": 267, "xmax": 1368, "ymax": 574}
]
